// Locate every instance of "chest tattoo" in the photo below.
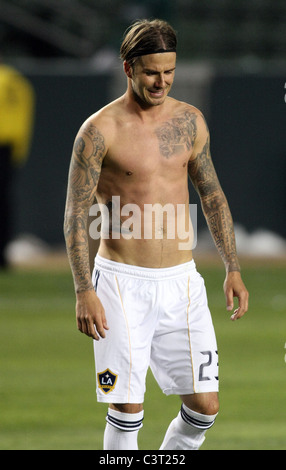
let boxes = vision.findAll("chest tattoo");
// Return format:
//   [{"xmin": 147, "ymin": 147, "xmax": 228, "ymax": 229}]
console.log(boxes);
[{"xmin": 155, "ymin": 110, "xmax": 198, "ymax": 159}]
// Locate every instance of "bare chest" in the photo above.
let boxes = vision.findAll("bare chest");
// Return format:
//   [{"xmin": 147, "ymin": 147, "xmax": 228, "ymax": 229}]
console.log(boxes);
[{"xmin": 103, "ymin": 109, "xmax": 197, "ymax": 178}]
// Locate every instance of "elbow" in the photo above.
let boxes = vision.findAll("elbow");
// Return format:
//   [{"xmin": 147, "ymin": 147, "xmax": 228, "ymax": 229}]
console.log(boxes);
[{"xmin": 63, "ymin": 211, "xmax": 74, "ymax": 241}]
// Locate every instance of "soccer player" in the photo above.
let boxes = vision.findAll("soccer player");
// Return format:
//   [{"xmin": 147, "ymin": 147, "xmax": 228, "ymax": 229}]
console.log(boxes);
[{"xmin": 64, "ymin": 19, "xmax": 249, "ymax": 450}]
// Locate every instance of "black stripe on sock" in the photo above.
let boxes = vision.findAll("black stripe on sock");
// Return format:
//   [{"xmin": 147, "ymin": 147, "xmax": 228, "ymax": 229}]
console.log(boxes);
[
  {"xmin": 106, "ymin": 413, "xmax": 144, "ymax": 432},
  {"xmin": 180, "ymin": 405, "xmax": 215, "ymax": 430}
]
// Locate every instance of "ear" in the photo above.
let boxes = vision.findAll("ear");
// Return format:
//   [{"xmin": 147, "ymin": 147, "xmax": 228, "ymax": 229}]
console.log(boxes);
[{"xmin": 123, "ymin": 60, "xmax": 133, "ymax": 78}]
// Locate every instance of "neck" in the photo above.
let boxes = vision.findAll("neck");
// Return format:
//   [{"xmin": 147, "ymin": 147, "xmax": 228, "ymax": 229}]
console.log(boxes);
[{"xmin": 124, "ymin": 81, "xmax": 168, "ymax": 121}]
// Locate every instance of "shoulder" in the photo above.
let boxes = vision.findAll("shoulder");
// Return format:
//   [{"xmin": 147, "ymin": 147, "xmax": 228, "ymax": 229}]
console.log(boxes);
[
  {"xmin": 168, "ymin": 103, "xmax": 210, "ymax": 163},
  {"xmin": 75, "ymin": 98, "xmax": 123, "ymax": 150},
  {"xmin": 72, "ymin": 107, "xmax": 112, "ymax": 161},
  {"xmin": 177, "ymin": 102, "xmax": 209, "ymax": 143},
  {"xmin": 168, "ymin": 99, "xmax": 208, "ymax": 131},
  {"xmin": 174, "ymin": 100, "xmax": 207, "ymax": 124}
]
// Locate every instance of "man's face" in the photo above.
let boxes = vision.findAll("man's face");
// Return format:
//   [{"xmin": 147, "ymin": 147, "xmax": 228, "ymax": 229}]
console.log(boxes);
[{"xmin": 127, "ymin": 52, "xmax": 176, "ymax": 107}]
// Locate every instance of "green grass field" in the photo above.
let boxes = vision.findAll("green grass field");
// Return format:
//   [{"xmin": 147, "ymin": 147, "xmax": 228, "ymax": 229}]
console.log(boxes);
[{"xmin": 0, "ymin": 257, "xmax": 285, "ymax": 450}]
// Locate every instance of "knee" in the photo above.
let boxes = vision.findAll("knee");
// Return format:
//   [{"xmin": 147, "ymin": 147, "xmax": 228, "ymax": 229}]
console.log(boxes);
[
  {"xmin": 203, "ymin": 398, "xmax": 219, "ymax": 416},
  {"xmin": 200, "ymin": 394, "xmax": 219, "ymax": 416},
  {"xmin": 110, "ymin": 403, "xmax": 143, "ymax": 414},
  {"xmin": 193, "ymin": 400, "xmax": 219, "ymax": 416},
  {"xmin": 181, "ymin": 392, "xmax": 219, "ymax": 416}
]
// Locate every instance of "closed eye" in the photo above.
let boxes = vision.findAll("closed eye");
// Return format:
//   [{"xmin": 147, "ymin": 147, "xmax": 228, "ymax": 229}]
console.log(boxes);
[{"xmin": 144, "ymin": 68, "xmax": 176, "ymax": 77}]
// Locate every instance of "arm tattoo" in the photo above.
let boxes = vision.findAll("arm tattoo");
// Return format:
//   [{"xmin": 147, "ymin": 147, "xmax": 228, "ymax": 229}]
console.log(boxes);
[
  {"xmin": 64, "ymin": 124, "xmax": 106, "ymax": 292},
  {"xmin": 155, "ymin": 110, "xmax": 197, "ymax": 158},
  {"xmin": 189, "ymin": 136, "xmax": 240, "ymax": 272}
]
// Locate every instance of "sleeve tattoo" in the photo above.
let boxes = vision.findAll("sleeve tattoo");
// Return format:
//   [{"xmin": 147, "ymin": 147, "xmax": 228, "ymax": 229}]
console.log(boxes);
[
  {"xmin": 188, "ymin": 135, "xmax": 240, "ymax": 272},
  {"xmin": 64, "ymin": 124, "xmax": 106, "ymax": 292}
]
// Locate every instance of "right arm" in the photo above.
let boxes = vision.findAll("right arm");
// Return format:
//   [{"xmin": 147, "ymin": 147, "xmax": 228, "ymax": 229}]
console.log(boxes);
[{"xmin": 64, "ymin": 121, "xmax": 108, "ymax": 339}]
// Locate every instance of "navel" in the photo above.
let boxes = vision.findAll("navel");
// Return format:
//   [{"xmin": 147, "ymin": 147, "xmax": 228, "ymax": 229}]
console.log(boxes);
[{"xmin": 126, "ymin": 171, "xmax": 133, "ymax": 176}]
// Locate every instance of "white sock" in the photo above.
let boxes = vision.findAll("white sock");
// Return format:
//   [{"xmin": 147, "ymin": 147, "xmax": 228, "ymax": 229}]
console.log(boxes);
[
  {"xmin": 103, "ymin": 408, "xmax": 144, "ymax": 450},
  {"xmin": 160, "ymin": 404, "xmax": 218, "ymax": 450}
]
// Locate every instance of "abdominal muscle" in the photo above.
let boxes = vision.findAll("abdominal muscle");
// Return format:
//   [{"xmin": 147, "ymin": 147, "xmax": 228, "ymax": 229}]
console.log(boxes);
[
  {"xmin": 98, "ymin": 238, "xmax": 193, "ymax": 268},
  {"xmin": 96, "ymin": 200, "xmax": 194, "ymax": 268}
]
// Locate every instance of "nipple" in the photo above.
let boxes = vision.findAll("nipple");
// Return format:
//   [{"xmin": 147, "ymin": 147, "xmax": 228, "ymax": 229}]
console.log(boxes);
[{"xmin": 126, "ymin": 171, "xmax": 133, "ymax": 176}]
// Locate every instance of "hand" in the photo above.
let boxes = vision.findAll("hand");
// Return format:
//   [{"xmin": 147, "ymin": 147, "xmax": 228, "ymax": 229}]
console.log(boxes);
[
  {"xmin": 76, "ymin": 289, "xmax": 109, "ymax": 340},
  {"xmin": 223, "ymin": 271, "xmax": 249, "ymax": 321}
]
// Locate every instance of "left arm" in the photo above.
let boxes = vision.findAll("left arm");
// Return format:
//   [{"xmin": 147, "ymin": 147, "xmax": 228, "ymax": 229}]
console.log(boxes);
[{"xmin": 188, "ymin": 112, "xmax": 249, "ymax": 320}]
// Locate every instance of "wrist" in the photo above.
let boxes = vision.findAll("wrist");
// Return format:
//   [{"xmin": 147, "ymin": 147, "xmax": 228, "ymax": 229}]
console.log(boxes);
[
  {"xmin": 75, "ymin": 285, "xmax": 94, "ymax": 295},
  {"xmin": 226, "ymin": 266, "xmax": 241, "ymax": 274},
  {"xmin": 225, "ymin": 268, "xmax": 241, "ymax": 277},
  {"xmin": 224, "ymin": 257, "xmax": 240, "ymax": 274}
]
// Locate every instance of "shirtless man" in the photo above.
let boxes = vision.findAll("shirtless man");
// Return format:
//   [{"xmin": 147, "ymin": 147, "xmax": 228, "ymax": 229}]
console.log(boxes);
[{"xmin": 64, "ymin": 19, "xmax": 249, "ymax": 450}]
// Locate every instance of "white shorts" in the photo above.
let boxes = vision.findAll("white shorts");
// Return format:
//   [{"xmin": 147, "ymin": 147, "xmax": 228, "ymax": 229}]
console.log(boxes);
[{"xmin": 92, "ymin": 255, "xmax": 219, "ymax": 404}]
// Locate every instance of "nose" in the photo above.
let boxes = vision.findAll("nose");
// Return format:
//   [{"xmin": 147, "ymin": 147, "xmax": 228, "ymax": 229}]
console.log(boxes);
[{"xmin": 155, "ymin": 73, "xmax": 165, "ymax": 88}]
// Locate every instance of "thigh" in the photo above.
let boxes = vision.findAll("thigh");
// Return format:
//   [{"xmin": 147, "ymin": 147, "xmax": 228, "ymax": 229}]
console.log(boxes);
[
  {"xmin": 150, "ymin": 271, "xmax": 219, "ymax": 396},
  {"xmin": 93, "ymin": 268, "xmax": 156, "ymax": 404}
]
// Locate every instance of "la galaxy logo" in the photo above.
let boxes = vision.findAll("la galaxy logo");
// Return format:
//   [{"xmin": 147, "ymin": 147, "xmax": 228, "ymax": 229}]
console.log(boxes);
[{"xmin": 98, "ymin": 369, "xmax": 118, "ymax": 394}]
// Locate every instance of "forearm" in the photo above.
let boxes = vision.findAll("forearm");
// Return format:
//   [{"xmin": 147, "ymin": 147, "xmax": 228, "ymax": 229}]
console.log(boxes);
[
  {"xmin": 201, "ymin": 191, "xmax": 240, "ymax": 273},
  {"xmin": 64, "ymin": 208, "xmax": 93, "ymax": 293},
  {"xmin": 64, "ymin": 121, "xmax": 106, "ymax": 293}
]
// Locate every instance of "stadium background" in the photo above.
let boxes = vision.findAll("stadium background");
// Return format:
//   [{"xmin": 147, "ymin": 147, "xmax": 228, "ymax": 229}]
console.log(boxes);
[{"xmin": 0, "ymin": 0, "xmax": 285, "ymax": 450}]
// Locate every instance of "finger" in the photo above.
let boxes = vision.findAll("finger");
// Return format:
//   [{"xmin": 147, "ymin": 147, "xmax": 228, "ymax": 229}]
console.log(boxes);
[
  {"xmin": 231, "ymin": 307, "xmax": 246, "ymax": 321},
  {"xmin": 237, "ymin": 291, "xmax": 249, "ymax": 317},
  {"xmin": 94, "ymin": 320, "xmax": 107, "ymax": 339},
  {"xmin": 241, "ymin": 291, "xmax": 249, "ymax": 313},
  {"xmin": 231, "ymin": 308, "xmax": 241, "ymax": 321},
  {"xmin": 80, "ymin": 317, "xmax": 93, "ymax": 337},
  {"xmin": 91, "ymin": 326, "xmax": 100, "ymax": 341},
  {"xmin": 85, "ymin": 318, "xmax": 100, "ymax": 341},
  {"xmin": 225, "ymin": 289, "xmax": 234, "ymax": 312},
  {"xmin": 77, "ymin": 316, "xmax": 89, "ymax": 335},
  {"xmin": 231, "ymin": 297, "xmax": 248, "ymax": 321},
  {"xmin": 77, "ymin": 317, "xmax": 83, "ymax": 333},
  {"xmin": 102, "ymin": 312, "xmax": 109, "ymax": 331},
  {"xmin": 78, "ymin": 315, "xmax": 99, "ymax": 340},
  {"xmin": 93, "ymin": 310, "xmax": 109, "ymax": 339}
]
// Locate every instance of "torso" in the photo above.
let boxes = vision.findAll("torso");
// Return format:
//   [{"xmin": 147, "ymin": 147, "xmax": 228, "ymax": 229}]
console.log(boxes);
[{"xmin": 91, "ymin": 96, "xmax": 199, "ymax": 267}]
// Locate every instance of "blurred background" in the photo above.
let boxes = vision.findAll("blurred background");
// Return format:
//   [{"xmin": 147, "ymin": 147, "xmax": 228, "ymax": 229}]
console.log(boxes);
[
  {"xmin": 1, "ymin": 1, "xmax": 286, "ymax": 451},
  {"xmin": 0, "ymin": 0, "xmax": 285, "ymax": 265}
]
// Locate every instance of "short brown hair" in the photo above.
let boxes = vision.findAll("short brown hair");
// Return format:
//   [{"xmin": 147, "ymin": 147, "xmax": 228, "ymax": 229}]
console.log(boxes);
[{"xmin": 120, "ymin": 19, "xmax": 177, "ymax": 67}]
